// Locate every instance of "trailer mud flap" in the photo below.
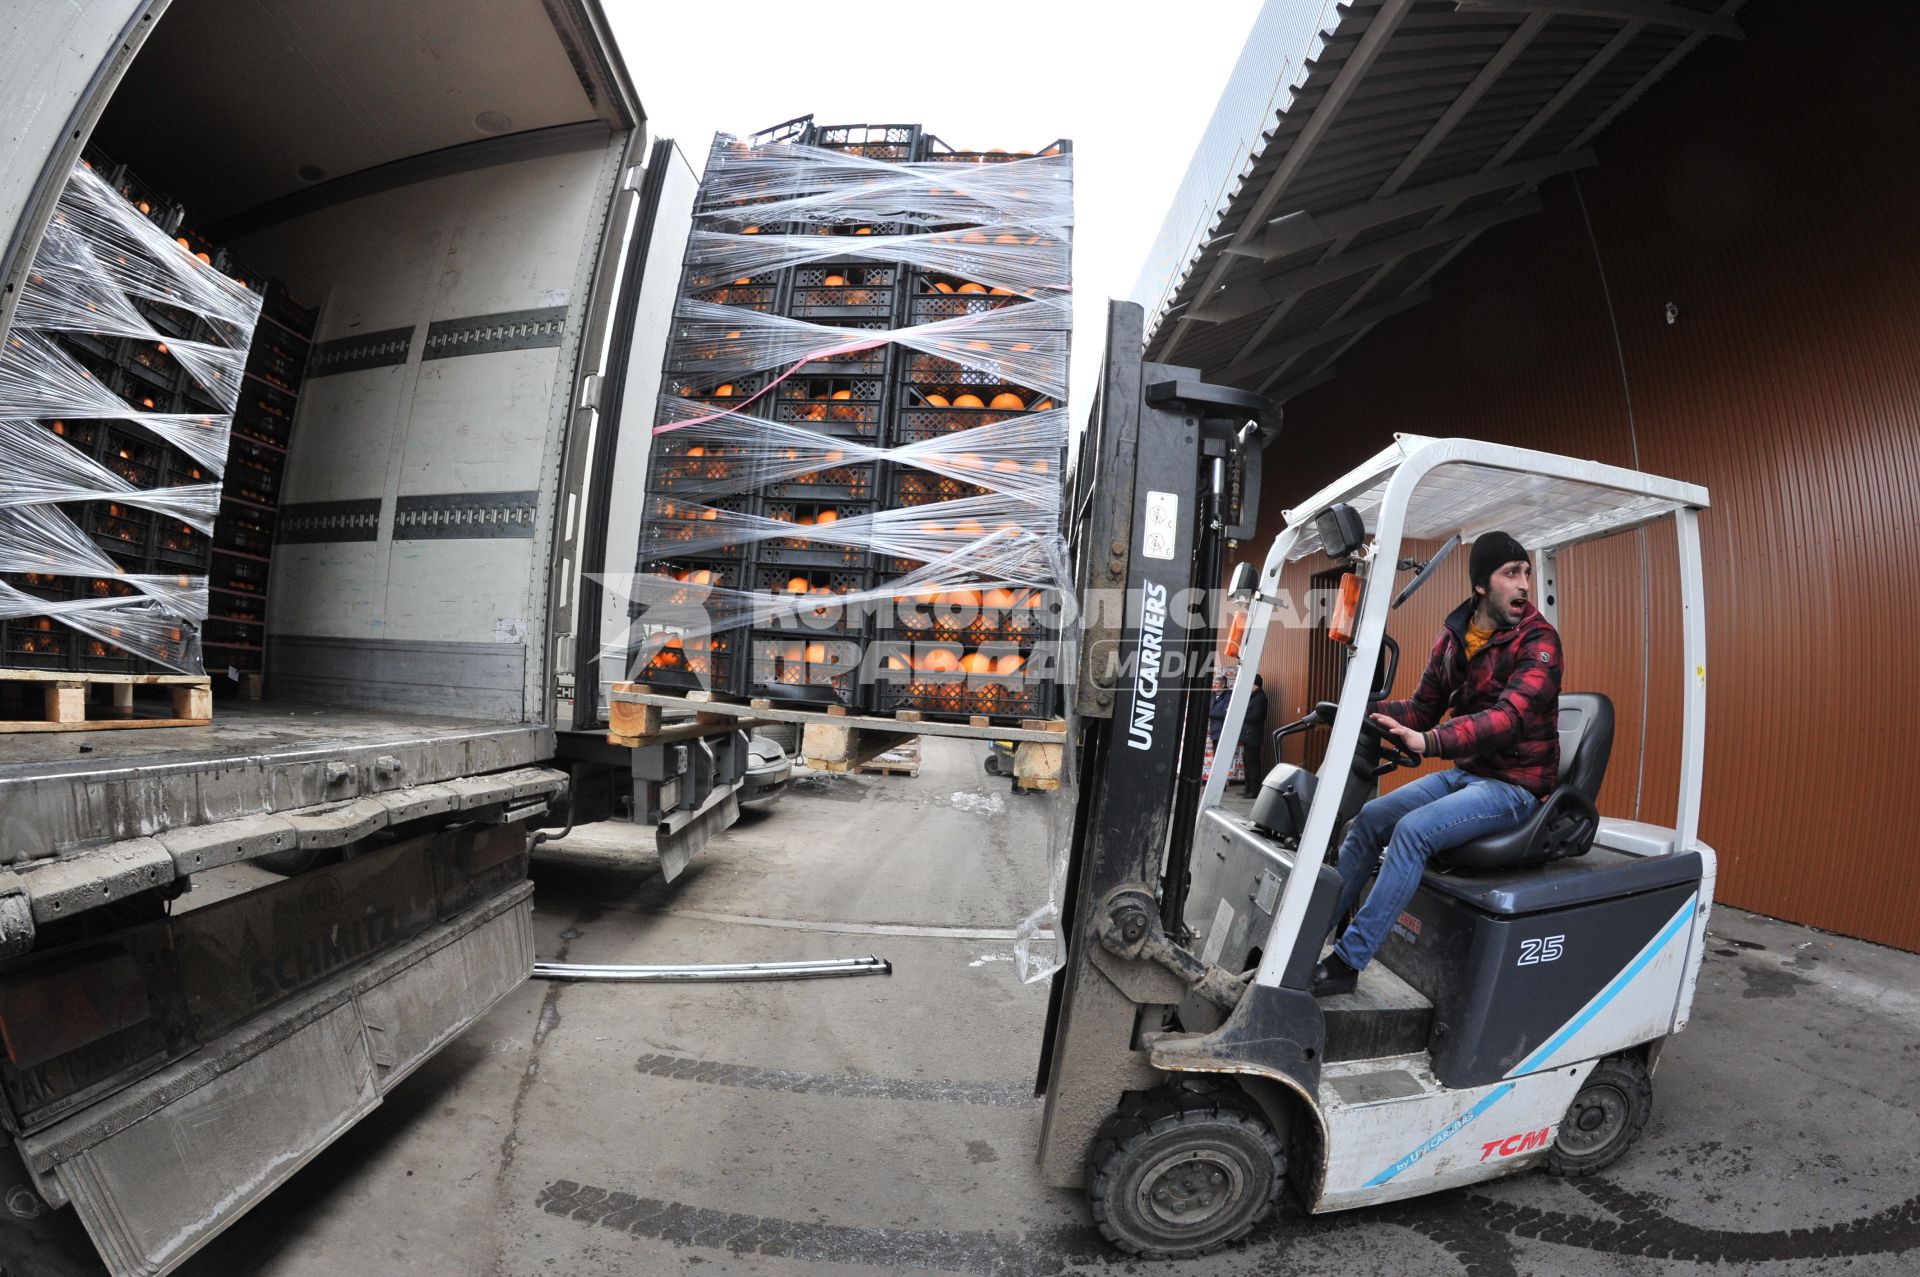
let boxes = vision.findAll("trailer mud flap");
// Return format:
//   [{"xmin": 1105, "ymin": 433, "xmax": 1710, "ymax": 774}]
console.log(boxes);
[{"xmin": 14, "ymin": 886, "xmax": 533, "ymax": 1277}]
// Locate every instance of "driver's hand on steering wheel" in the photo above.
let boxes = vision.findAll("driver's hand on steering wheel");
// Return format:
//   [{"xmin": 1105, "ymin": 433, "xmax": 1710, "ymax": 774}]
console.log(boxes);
[{"xmin": 1369, "ymin": 712, "xmax": 1427, "ymax": 756}]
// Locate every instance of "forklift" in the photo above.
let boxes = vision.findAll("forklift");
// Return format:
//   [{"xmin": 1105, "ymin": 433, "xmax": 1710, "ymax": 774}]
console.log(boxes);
[{"xmin": 1041, "ymin": 302, "xmax": 1715, "ymax": 1257}]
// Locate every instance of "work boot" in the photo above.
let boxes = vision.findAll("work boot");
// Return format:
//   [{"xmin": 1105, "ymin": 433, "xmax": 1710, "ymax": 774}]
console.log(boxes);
[{"xmin": 1311, "ymin": 954, "xmax": 1360, "ymax": 998}]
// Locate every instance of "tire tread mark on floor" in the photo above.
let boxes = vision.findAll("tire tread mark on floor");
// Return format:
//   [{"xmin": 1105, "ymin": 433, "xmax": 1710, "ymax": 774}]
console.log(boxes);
[
  {"xmin": 634, "ymin": 1052, "xmax": 1038, "ymax": 1108},
  {"xmin": 537, "ymin": 1178, "xmax": 1113, "ymax": 1275}
]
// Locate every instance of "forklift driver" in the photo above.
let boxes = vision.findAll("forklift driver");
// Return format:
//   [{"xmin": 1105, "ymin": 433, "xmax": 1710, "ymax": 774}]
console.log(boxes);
[{"xmin": 1311, "ymin": 531, "xmax": 1563, "ymax": 997}]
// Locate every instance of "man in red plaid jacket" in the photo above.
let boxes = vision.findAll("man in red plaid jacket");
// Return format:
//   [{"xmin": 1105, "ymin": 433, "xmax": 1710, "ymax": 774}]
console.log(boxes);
[{"xmin": 1312, "ymin": 531, "xmax": 1562, "ymax": 997}]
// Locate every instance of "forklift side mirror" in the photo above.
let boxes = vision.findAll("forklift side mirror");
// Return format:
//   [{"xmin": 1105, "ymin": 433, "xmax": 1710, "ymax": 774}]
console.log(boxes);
[{"xmin": 1227, "ymin": 562, "xmax": 1257, "ymax": 602}]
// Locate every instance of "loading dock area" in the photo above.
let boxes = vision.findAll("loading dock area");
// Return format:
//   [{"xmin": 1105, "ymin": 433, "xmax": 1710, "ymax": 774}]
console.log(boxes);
[{"xmin": 8, "ymin": 739, "xmax": 1906, "ymax": 1276}]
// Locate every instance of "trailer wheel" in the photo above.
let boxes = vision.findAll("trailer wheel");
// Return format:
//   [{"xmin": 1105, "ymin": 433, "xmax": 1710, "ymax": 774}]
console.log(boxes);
[
  {"xmin": 1086, "ymin": 1085, "xmax": 1285, "ymax": 1258},
  {"xmin": 1546, "ymin": 1053, "xmax": 1652, "ymax": 1176}
]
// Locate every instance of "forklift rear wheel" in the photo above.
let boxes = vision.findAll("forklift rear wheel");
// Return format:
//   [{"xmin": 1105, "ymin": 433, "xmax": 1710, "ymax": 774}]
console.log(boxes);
[
  {"xmin": 1086, "ymin": 1085, "xmax": 1285, "ymax": 1258},
  {"xmin": 1546, "ymin": 1053, "xmax": 1652, "ymax": 1176}
]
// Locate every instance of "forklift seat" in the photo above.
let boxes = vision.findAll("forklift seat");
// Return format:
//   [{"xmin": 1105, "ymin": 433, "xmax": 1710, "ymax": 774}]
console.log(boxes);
[{"xmin": 1434, "ymin": 693, "xmax": 1613, "ymax": 871}]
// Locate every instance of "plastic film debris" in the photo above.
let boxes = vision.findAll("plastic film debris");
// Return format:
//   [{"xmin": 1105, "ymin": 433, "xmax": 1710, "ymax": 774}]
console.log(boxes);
[{"xmin": 0, "ymin": 158, "xmax": 262, "ymax": 674}]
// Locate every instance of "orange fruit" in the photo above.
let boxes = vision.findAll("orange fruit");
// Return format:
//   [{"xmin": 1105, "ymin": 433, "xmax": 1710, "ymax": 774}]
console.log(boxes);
[
  {"xmin": 824, "ymin": 449, "xmax": 846, "ymax": 462},
  {"xmin": 946, "ymin": 588, "xmax": 982, "ymax": 608},
  {"xmin": 961, "ymin": 231, "xmax": 989, "ymax": 244},
  {"xmin": 854, "ymin": 226, "xmax": 874, "ymax": 235},
  {"xmin": 805, "ymin": 643, "xmax": 828, "ymax": 663},
  {"xmin": 953, "ymin": 452, "xmax": 985, "ymax": 469},
  {"xmin": 989, "ymin": 392, "xmax": 1025, "ymax": 410},
  {"xmin": 698, "ymin": 508, "xmax": 718, "ymax": 521},
  {"xmin": 1032, "ymin": 398, "xmax": 1054, "ymax": 411},
  {"xmin": 993, "ymin": 458, "xmax": 1022, "ymax": 474},
  {"xmin": 967, "ymin": 340, "xmax": 992, "ymax": 352},
  {"xmin": 884, "ymin": 653, "xmax": 910, "ymax": 672},
  {"xmin": 933, "ymin": 281, "xmax": 955, "ymax": 294},
  {"xmin": 742, "ymin": 225, "xmax": 761, "ymax": 234},
  {"xmin": 955, "ymin": 520, "xmax": 987, "ymax": 537},
  {"xmin": 953, "ymin": 394, "xmax": 986, "ymax": 409},
  {"xmin": 689, "ymin": 570, "xmax": 713, "ymax": 586},
  {"xmin": 795, "ymin": 513, "xmax": 815, "ymax": 526},
  {"xmin": 787, "ymin": 576, "xmax": 809, "ymax": 593},
  {"xmin": 814, "ymin": 509, "xmax": 839, "ymax": 525},
  {"xmin": 961, "ymin": 652, "xmax": 992, "ymax": 674},
  {"xmin": 923, "ymin": 649, "xmax": 961, "ymax": 673},
  {"xmin": 994, "ymin": 233, "xmax": 1021, "ymax": 245},
  {"xmin": 782, "ymin": 643, "xmax": 805, "ymax": 662},
  {"xmin": 921, "ymin": 521, "xmax": 947, "ymax": 535},
  {"xmin": 984, "ymin": 587, "xmax": 1016, "ymax": 610},
  {"xmin": 725, "ymin": 329, "xmax": 742, "ymax": 339},
  {"xmin": 924, "ymin": 393, "xmax": 951, "ymax": 408},
  {"xmin": 1030, "ymin": 458, "xmax": 1050, "ymax": 475},
  {"xmin": 732, "ymin": 276, "xmax": 752, "ymax": 285},
  {"xmin": 956, "ymin": 282, "xmax": 988, "ymax": 295},
  {"xmin": 824, "ymin": 274, "xmax": 847, "ymax": 287},
  {"xmin": 662, "ymin": 635, "xmax": 683, "ymax": 649},
  {"xmin": 831, "ymin": 388, "xmax": 853, "ymax": 400},
  {"xmin": 714, "ymin": 384, "xmax": 735, "ymax": 397},
  {"xmin": 989, "ymin": 287, "xmax": 1015, "ymax": 297},
  {"xmin": 995, "ymin": 653, "xmax": 1026, "ymax": 675}
]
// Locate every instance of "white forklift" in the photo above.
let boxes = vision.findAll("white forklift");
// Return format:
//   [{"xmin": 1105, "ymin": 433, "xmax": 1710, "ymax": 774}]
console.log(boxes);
[{"xmin": 1040, "ymin": 302, "xmax": 1714, "ymax": 1257}]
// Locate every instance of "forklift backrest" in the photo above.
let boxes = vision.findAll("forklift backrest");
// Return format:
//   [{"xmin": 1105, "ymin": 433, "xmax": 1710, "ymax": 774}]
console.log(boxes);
[{"xmin": 1556, "ymin": 693, "xmax": 1615, "ymax": 802}]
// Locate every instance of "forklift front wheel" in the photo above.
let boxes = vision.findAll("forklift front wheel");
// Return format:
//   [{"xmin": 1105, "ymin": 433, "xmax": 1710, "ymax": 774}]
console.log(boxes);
[
  {"xmin": 1086, "ymin": 1086, "xmax": 1286, "ymax": 1258},
  {"xmin": 1546, "ymin": 1053, "xmax": 1652, "ymax": 1176}
]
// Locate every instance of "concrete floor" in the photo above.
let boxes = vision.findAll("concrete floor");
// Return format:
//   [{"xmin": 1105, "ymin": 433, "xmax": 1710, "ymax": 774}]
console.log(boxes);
[{"xmin": 16, "ymin": 737, "xmax": 1920, "ymax": 1275}]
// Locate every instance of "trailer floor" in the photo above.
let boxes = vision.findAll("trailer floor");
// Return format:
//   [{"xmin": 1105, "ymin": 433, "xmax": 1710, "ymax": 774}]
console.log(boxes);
[{"xmin": 23, "ymin": 737, "xmax": 1912, "ymax": 1276}]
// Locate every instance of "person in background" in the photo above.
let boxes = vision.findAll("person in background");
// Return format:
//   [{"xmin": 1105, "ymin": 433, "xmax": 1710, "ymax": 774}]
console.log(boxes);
[
  {"xmin": 1238, "ymin": 673, "xmax": 1269, "ymax": 797},
  {"xmin": 1206, "ymin": 671, "xmax": 1231, "ymax": 762}
]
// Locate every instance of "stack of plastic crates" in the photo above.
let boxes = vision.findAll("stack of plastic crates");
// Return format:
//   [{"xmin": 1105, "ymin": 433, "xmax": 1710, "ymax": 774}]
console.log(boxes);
[
  {"xmin": 868, "ymin": 132, "xmax": 1072, "ymax": 723},
  {"xmin": 628, "ymin": 119, "xmax": 1071, "ymax": 718}
]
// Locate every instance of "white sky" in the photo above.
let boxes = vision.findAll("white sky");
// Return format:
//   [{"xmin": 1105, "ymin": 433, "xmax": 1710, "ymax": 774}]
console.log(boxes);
[{"xmin": 603, "ymin": 0, "xmax": 1264, "ymax": 416}]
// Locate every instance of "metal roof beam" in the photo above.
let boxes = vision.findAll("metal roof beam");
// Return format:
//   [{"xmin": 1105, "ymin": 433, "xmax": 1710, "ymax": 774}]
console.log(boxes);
[
  {"xmin": 1570, "ymin": 2, "xmax": 1747, "ymax": 149},
  {"xmin": 1189, "ymin": 196, "xmax": 1539, "ymax": 325},
  {"xmin": 1221, "ymin": 288, "xmax": 1434, "ymax": 384},
  {"xmin": 1224, "ymin": 148, "xmax": 1594, "ymax": 262},
  {"xmin": 1161, "ymin": 0, "xmax": 1416, "ymax": 359},
  {"xmin": 1452, "ymin": 0, "xmax": 1743, "ymax": 40}
]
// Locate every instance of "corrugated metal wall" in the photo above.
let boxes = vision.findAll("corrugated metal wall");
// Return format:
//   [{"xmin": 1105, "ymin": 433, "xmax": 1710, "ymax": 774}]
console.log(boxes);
[{"xmin": 1236, "ymin": 0, "xmax": 1920, "ymax": 951}]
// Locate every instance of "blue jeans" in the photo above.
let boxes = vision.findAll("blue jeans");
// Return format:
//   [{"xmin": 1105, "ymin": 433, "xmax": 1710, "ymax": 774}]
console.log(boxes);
[{"xmin": 1331, "ymin": 769, "xmax": 1537, "ymax": 970}]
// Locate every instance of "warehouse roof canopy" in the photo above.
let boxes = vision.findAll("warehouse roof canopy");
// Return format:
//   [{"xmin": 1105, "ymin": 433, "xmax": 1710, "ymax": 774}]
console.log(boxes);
[{"xmin": 1142, "ymin": 0, "xmax": 1745, "ymax": 400}]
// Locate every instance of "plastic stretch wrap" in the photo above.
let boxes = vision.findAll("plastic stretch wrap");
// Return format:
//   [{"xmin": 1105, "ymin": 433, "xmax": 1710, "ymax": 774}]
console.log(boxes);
[
  {"xmin": 623, "ymin": 128, "xmax": 1076, "ymax": 981},
  {"xmin": 0, "ymin": 159, "xmax": 261, "ymax": 674}
]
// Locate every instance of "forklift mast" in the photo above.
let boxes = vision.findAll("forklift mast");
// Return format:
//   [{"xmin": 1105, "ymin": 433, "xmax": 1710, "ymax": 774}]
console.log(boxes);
[{"xmin": 1036, "ymin": 301, "xmax": 1276, "ymax": 1184}]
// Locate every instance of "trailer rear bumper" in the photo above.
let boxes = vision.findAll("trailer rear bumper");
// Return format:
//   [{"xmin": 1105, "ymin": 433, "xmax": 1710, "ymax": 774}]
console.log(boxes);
[{"xmin": 12, "ymin": 881, "xmax": 534, "ymax": 1277}]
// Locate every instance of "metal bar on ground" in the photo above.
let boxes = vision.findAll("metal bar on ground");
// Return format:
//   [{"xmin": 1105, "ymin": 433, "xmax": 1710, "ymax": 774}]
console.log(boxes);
[{"xmin": 532, "ymin": 956, "xmax": 892, "ymax": 983}]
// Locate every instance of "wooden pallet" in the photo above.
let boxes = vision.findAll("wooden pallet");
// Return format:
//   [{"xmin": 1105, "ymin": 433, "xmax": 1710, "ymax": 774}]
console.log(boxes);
[
  {"xmin": 857, "ymin": 737, "xmax": 922, "ymax": 778},
  {"xmin": 0, "ymin": 669, "xmax": 213, "ymax": 732},
  {"xmin": 606, "ymin": 683, "xmax": 1068, "ymax": 783}
]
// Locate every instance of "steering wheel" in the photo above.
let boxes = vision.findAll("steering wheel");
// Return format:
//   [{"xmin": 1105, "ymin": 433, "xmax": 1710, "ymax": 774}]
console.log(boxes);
[{"xmin": 1314, "ymin": 701, "xmax": 1422, "ymax": 772}]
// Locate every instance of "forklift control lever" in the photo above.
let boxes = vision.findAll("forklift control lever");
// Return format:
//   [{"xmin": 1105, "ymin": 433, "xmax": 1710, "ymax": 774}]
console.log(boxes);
[{"xmin": 1097, "ymin": 886, "xmax": 1249, "ymax": 1012}]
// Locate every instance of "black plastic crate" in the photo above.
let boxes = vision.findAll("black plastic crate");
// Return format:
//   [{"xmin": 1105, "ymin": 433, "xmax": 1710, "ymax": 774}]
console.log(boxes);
[
  {"xmin": 81, "ymin": 499, "xmax": 157, "ymax": 559},
  {"xmin": 891, "ymin": 401, "xmax": 1041, "ymax": 444},
  {"xmin": 746, "ymin": 628, "xmax": 865, "ymax": 707},
  {"xmin": 96, "ymin": 424, "xmax": 168, "ymax": 488},
  {"xmin": 918, "ymin": 136, "xmax": 1071, "ymax": 163},
  {"xmin": 638, "ymin": 494, "xmax": 755, "ymax": 560},
  {"xmin": 681, "ymin": 266, "xmax": 782, "ymax": 313},
  {"xmin": 200, "ymin": 616, "xmax": 261, "ymax": 657},
  {"xmin": 806, "ymin": 122, "xmax": 920, "ymax": 161},
  {"xmin": 43, "ymin": 417, "xmax": 105, "ymax": 455},
  {"xmin": 760, "ymin": 460, "xmax": 877, "ymax": 503},
  {"xmin": 772, "ymin": 374, "xmax": 884, "ymax": 440},
  {"xmin": 104, "ymin": 162, "xmax": 186, "ymax": 236},
  {"xmin": 793, "ymin": 320, "xmax": 892, "ymax": 376},
  {"xmin": 751, "ymin": 565, "xmax": 870, "ymax": 635},
  {"xmin": 211, "ymin": 504, "xmax": 272, "ymax": 560},
  {"xmin": 888, "ymin": 466, "xmax": 994, "ymax": 508},
  {"xmin": 903, "ymin": 350, "xmax": 1052, "ymax": 399},
  {"xmin": 646, "ymin": 433, "xmax": 756, "ymax": 496},
  {"xmin": 785, "ymin": 263, "xmax": 898, "ymax": 321},
  {"xmin": 154, "ymin": 513, "xmax": 214, "ymax": 571},
  {"xmin": 245, "ymin": 327, "xmax": 309, "ymax": 393},
  {"xmin": 633, "ymin": 628, "xmax": 743, "ymax": 697},
  {"xmin": 0, "ymin": 616, "xmax": 75, "ymax": 670},
  {"xmin": 2, "ymin": 572, "xmax": 73, "ymax": 605},
  {"xmin": 870, "ymin": 656, "xmax": 1056, "ymax": 723},
  {"xmin": 210, "ymin": 550, "xmax": 270, "ymax": 597},
  {"xmin": 233, "ymin": 391, "xmax": 293, "ymax": 449},
  {"xmin": 755, "ymin": 498, "xmax": 872, "ymax": 570},
  {"xmin": 220, "ymin": 439, "xmax": 281, "ymax": 506},
  {"xmin": 261, "ymin": 282, "xmax": 319, "ymax": 338},
  {"xmin": 881, "ymin": 586, "xmax": 1063, "ymax": 645},
  {"xmin": 663, "ymin": 368, "xmax": 768, "ymax": 408},
  {"xmin": 628, "ymin": 558, "xmax": 752, "ymax": 618}
]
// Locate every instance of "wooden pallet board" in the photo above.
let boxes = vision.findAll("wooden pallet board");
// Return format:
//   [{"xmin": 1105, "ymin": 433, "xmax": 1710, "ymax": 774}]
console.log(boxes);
[
  {"xmin": 609, "ymin": 683, "xmax": 1066, "ymax": 745},
  {"xmin": 0, "ymin": 669, "xmax": 212, "ymax": 732},
  {"xmin": 856, "ymin": 737, "xmax": 922, "ymax": 777}
]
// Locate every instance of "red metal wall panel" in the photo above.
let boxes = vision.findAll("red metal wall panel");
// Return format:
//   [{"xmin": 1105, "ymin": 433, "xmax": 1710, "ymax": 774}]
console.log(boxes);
[{"xmin": 1234, "ymin": 1, "xmax": 1920, "ymax": 950}]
